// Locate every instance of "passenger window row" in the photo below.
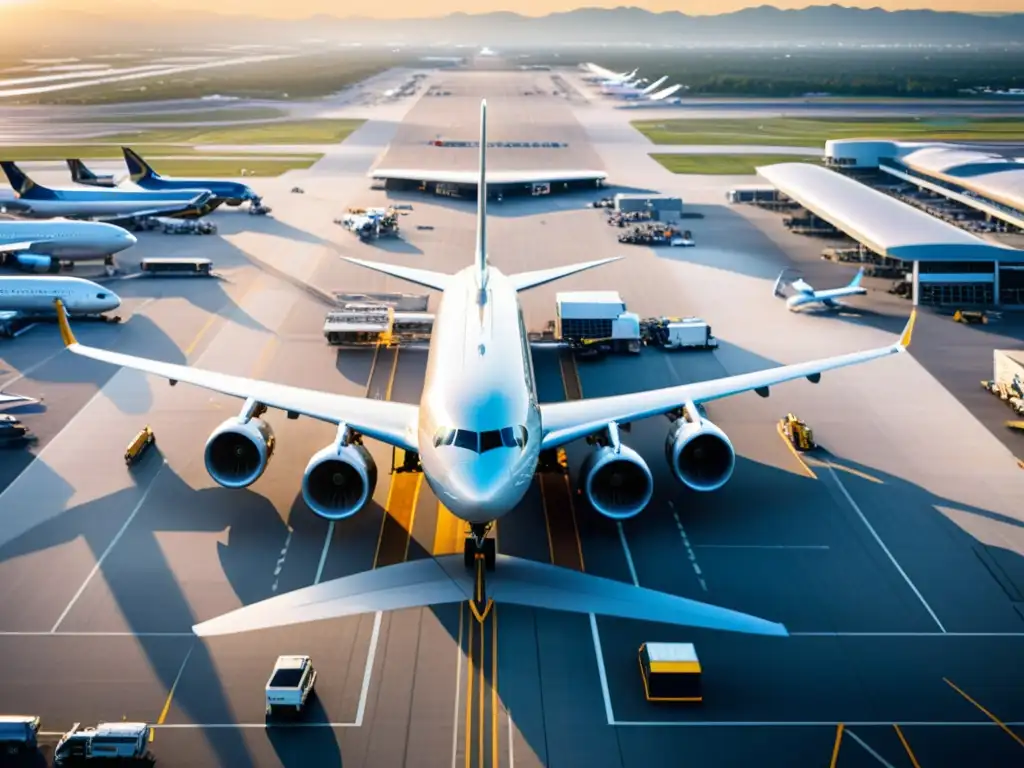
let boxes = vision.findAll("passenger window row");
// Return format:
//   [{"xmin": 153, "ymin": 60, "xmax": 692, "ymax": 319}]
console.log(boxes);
[{"xmin": 434, "ymin": 425, "xmax": 528, "ymax": 452}]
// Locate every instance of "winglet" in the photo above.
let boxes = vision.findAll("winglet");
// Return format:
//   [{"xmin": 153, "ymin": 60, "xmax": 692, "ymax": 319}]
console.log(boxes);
[
  {"xmin": 54, "ymin": 300, "xmax": 77, "ymax": 347},
  {"xmin": 898, "ymin": 309, "xmax": 916, "ymax": 349}
]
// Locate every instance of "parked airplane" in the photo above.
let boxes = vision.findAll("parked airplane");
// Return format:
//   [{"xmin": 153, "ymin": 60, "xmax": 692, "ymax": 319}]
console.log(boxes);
[
  {"xmin": 0, "ymin": 391, "xmax": 36, "ymax": 408},
  {"xmin": 618, "ymin": 84, "xmax": 687, "ymax": 108},
  {"xmin": 1, "ymin": 218, "xmax": 137, "ymax": 273},
  {"xmin": 774, "ymin": 267, "xmax": 867, "ymax": 310},
  {"xmin": 66, "ymin": 159, "xmax": 123, "ymax": 188},
  {"xmin": 0, "ymin": 162, "xmax": 221, "ymax": 224},
  {"xmin": 121, "ymin": 147, "xmax": 260, "ymax": 206},
  {"xmin": 583, "ymin": 63, "xmax": 639, "ymax": 85},
  {"xmin": 1, "ymin": 275, "xmax": 120, "ymax": 318},
  {"xmin": 54, "ymin": 100, "xmax": 916, "ymax": 640},
  {"xmin": 602, "ymin": 75, "xmax": 668, "ymax": 99}
]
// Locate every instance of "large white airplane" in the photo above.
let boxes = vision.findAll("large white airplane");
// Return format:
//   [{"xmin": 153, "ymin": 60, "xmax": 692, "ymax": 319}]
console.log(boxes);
[
  {"xmin": 583, "ymin": 63, "xmax": 639, "ymax": 85},
  {"xmin": 54, "ymin": 100, "xmax": 916, "ymax": 639},
  {"xmin": 0, "ymin": 218, "xmax": 137, "ymax": 273},
  {"xmin": 774, "ymin": 267, "xmax": 867, "ymax": 310},
  {"xmin": 602, "ymin": 75, "xmax": 668, "ymax": 99},
  {"xmin": 2, "ymin": 275, "xmax": 120, "ymax": 317}
]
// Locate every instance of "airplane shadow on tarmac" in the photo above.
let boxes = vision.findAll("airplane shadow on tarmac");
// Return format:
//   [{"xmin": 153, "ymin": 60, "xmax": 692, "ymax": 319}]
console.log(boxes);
[{"xmin": 206, "ymin": 208, "xmax": 329, "ymax": 247}]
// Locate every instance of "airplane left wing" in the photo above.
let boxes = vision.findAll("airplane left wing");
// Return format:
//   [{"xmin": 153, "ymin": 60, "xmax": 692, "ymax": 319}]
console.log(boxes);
[
  {"xmin": 0, "ymin": 240, "xmax": 45, "ymax": 256},
  {"xmin": 540, "ymin": 311, "xmax": 916, "ymax": 449},
  {"xmin": 54, "ymin": 301, "xmax": 419, "ymax": 451}
]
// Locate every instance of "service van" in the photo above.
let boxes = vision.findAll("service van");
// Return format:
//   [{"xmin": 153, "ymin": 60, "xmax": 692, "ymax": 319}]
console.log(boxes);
[
  {"xmin": 0, "ymin": 715, "xmax": 40, "ymax": 757},
  {"xmin": 53, "ymin": 722, "xmax": 151, "ymax": 764},
  {"xmin": 265, "ymin": 655, "xmax": 317, "ymax": 719}
]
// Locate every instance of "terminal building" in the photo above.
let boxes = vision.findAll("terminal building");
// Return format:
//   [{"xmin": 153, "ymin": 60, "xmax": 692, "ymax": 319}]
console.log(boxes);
[{"xmin": 756, "ymin": 156, "xmax": 1024, "ymax": 307}]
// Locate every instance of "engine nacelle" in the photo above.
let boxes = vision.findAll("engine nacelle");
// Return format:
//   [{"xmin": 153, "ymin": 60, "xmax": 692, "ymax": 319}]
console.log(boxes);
[
  {"xmin": 301, "ymin": 442, "xmax": 378, "ymax": 521},
  {"xmin": 204, "ymin": 417, "xmax": 275, "ymax": 489},
  {"xmin": 665, "ymin": 416, "xmax": 736, "ymax": 492},
  {"xmin": 14, "ymin": 254, "xmax": 59, "ymax": 273},
  {"xmin": 579, "ymin": 443, "xmax": 654, "ymax": 520}
]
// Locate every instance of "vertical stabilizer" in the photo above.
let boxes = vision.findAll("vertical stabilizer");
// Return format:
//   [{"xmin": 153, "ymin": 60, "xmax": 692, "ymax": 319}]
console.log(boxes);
[
  {"xmin": 122, "ymin": 147, "xmax": 156, "ymax": 182},
  {"xmin": 475, "ymin": 99, "xmax": 488, "ymax": 294},
  {"xmin": 849, "ymin": 267, "xmax": 865, "ymax": 288}
]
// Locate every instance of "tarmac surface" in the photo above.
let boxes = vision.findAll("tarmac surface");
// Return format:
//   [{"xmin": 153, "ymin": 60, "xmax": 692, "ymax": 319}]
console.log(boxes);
[{"xmin": 1, "ymin": 66, "xmax": 1024, "ymax": 768}]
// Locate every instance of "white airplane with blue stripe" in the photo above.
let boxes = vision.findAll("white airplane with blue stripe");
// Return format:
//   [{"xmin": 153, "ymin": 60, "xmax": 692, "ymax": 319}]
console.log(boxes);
[{"xmin": 775, "ymin": 267, "xmax": 867, "ymax": 310}]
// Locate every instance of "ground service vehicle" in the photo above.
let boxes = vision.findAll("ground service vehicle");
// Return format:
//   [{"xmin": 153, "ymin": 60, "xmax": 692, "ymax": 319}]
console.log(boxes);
[
  {"xmin": 639, "ymin": 642, "xmax": 703, "ymax": 702},
  {"xmin": 954, "ymin": 309, "xmax": 988, "ymax": 325},
  {"xmin": 140, "ymin": 258, "xmax": 212, "ymax": 276},
  {"xmin": 555, "ymin": 291, "xmax": 640, "ymax": 353},
  {"xmin": 0, "ymin": 415, "xmax": 31, "ymax": 442},
  {"xmin": 53, "ymin": 722, "xmax": 151, "ymax": 764},
  {"xmin": 781, "ymin": 413, "xmax": 815, "ymax": 451},
  {"xmin": 265, "ymin": 655, "xmax": 317, "ymax": 718},
  {"xmin": 124, "ymin": 426, "xmax": 155, "ymax": 466},
  {"xmin": 642, "ymin": 317, "xmax": 717, "ymax": 350},
  {"xmin": 0, "ymin": 715, "xmax": 40, "ymax": 757}
]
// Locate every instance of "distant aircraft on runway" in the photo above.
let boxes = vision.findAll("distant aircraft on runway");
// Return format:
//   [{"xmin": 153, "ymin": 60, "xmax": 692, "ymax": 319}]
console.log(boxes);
[
  {"xmin": 582, "ymin": 63, "xmax": 639, "ymax": 85},
  {"xmin": 602, "ymin": 75, "xmax": 669, "ymax": 99},
  {"xmin": 774, "ymin": 267, "xmax": 867, "ymax": 310},
  {"xmin": 0, "ymin": 161, "xmax": 222, "ymax": 225},
  {"xmin": 0, "ymin": 218, "xmax": 137, "ymax": 273},
  {"xmin": 1, "ymin": 275, "xmax": 120, "ymax": 320},
  {"xmin": 120, "ymin": 147, "xmax": 260, "ymax": 207},
  {"xmin": 53, "ymin": 99, "xmax": 917, "ymax": 641},
  {"xmin": 66, "ymin": 159, "xmax": 124, "ymax": 189}
]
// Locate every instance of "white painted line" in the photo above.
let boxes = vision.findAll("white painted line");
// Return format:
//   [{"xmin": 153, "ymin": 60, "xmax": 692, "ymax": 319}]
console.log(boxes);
[
  {"xmin": 824, "ymin": 461, "xmax": 946, "ymax": 633},
  {"xmin": 12, "ymin": 323, "xmax": 38, "ymax": 339},
  {"xmin": 157, "ymin": 641, "xmax": 196, "ymax": 724},
  {"xmin": 693, "ymin": 544, "xmax": 830, "ymax": 550},
  {"xmin": 507, "ymin": 708, "xmax": 515, "ymax": 768},
  {"xmin": 153, "ymin": 722, "xmax": 361, "ymax": 729},
  {"xmin": 668, "ymin": 500, "xmax": 707, "ymax": 591},
  {"xmin": 314, "ymin": 520, "xmax": 334, "ymax": 585},
  {"xmin": 589, "ymin": 613, "xmax": 615, "ymax": 726},
  {"xmin": 450, "ymin": 607, "xmax": 464, "ymax": 768},
  {"xmin": 271, "ymin": 526, "xmax": 294, "ymax": 593},
  {"xmin": 616, "ymin": 522, "xmax": 639, "ymax": 586},
  {"xmin": 1, "ymin": 345, "xmax": 66, "ymax": 389},
  {"xmin": 846, "ymin": 729, "xmax": 897, "ymax": 768},
  {"xmin": 610, "ymin": 721, "xmax": 1024, "ymax": 728},
  {"xmin": 354, "ymin": 610, "xmax": 382, "ymax": 728},
  {"xmin": 50, "ymin": 460, "xmax": 166, "ymax": 633},
  {"xmin": 789, "ymin": 632, "xmax": 1024, "ymax": 638}
]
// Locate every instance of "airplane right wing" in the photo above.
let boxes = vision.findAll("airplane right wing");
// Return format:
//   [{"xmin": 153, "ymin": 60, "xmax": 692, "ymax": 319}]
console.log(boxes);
[
  {"xmin": 54, "ymin": 301, "xmax": 419, "ymax": 451},
  {"xmin": 91, "ymin": 192, "xmax": 217, "ymax": 226}
]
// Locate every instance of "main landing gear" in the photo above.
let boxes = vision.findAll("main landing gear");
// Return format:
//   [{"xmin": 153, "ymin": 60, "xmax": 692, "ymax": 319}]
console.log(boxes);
[{"xmin": 463, "ymin": 522, "xmax": 496, "ymax": 622}]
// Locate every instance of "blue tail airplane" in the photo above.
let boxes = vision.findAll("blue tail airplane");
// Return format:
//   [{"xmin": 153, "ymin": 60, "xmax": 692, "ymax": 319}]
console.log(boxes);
[{"xmin": 121, "ymin": 147, "xmax": 260, "ymax": 206}]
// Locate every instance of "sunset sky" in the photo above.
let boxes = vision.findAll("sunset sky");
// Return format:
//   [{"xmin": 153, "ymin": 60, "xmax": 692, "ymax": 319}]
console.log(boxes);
[{"xmin": 1, "ymin": 0, "xmax": 1021, "ymax": 19}]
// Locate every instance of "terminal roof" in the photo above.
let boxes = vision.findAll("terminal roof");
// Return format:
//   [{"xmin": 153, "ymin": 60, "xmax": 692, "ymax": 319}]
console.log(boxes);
[
  {"xmin": 757, "ymin": 163, "xmax": 1022, "ymax": 263},
  {"xmin": 369, "ymin": 168, "xmax": 607, "ymax": 185}
]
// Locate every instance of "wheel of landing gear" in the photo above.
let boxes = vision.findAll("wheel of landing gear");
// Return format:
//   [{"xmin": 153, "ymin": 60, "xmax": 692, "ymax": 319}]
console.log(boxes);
[{"xmin": 484, "ymin": 538, "xmax": 496, "ymax": 572}]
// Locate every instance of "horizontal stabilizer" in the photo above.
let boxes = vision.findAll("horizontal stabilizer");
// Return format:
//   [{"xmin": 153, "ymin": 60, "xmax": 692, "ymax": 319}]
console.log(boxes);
[
  {"xmin": 507, "ymin": 256, "xmax": 622, "ymax": 292},
  {"xmin": 343, "ymin": 257, "xmax": 451, "ymax": 292},
  {"xmin": 0, "ymin": 391, "xmax": 36, "ymax": 407},
  {"xmin": 192, "ymin": 554, "xmax": 787, "ymax": 638}
]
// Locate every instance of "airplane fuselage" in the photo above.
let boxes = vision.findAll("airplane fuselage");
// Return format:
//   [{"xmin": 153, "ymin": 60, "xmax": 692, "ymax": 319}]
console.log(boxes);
[
  {"xmin": 0, "ymin": 275, "xmax": 121, "ymax": 315},
  {"xmin": 416, "ymin": 266, "xmax": 542, "ymax": 525},
  {"xmin": 0, "ymin": 220, "xmax": 137, "ymax": 260},
  {"xmin": 135, "ymin": 176, "xmax": 257, "ymax": 204},
  {"xmin": 9, "ymin": 192, "xmax": 211, "ymax": 220}
]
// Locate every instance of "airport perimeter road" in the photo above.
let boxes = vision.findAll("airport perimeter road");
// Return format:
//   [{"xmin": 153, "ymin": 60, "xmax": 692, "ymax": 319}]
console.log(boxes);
[{"xmin": 2, "ymin": 68, "xmax": 1023, "ymax": 767}]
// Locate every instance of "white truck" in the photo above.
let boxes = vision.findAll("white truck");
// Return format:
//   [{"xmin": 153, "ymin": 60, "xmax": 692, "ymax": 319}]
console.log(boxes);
[
  {"xmin": 642, "ymin": 317, "xmax": 718, "ymax": 350},
  {"xmin": 53, "ymin": 722, "xmax": 151, "ymax": 764},
  {"xmin": 265, "ymin": 655, "xmax": 318, "ymax": 719},
  {"xmin": 555, "ymin": 291, "xmax": 641, "ymax": 355}
]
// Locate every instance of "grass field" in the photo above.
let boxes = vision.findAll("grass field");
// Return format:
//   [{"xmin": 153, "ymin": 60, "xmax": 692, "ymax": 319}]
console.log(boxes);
[
  {"xmin": 138, "ymin": 156, "xmax": 322, "ymax": 177},
  {"xmin": 650, "ymin": 153, "xmax": 820, "ymax": 175},
  {"xmin": 0, "ymin": 145, "xmax": 322, "ymax": 162},
  {"xmin": 634, "ymin": 117, "xmax": 1024, "ymax": 147},
  {"xmin": 78, "ymin": 107, "xmax": 287, "ymax": 123},
  {"xmin": 99, "ymin": 119, "xmax": 365, "ymax": 146}
]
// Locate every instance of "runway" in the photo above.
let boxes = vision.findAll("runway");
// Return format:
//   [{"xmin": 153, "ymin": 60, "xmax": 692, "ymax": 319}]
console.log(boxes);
[{"xmin": 1, "ymin": 65, "xmax": 1023, "ymax": 767}]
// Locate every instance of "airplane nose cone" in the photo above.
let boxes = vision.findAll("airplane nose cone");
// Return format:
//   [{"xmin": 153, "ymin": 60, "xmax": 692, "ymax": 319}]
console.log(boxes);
[
  {"xmin": 122, "ymin": 231, "xmax": 138, "ymax": 247},
  {"xmin": 443, "ymin": 452, "xmax": 517, "ymax": 521}
]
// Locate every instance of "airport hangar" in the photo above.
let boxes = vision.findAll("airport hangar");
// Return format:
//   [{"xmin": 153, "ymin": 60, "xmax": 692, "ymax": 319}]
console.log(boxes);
[
  {"xmin": 756, "ymin": 161, "xmax": 1024, "ymax": 308},
  {"xmin": 369, "ymin": 167, "xmax": 608, "ymax": 199}
]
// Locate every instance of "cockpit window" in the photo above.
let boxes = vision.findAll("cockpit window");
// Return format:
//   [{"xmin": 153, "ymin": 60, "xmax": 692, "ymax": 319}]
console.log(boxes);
[
  {"xmin": 453, "ymin": 430, "xmax": 479, "ymax": 452},
  {"xmin": 96, "ymin": 293, "xmax": 108, "ymax": 300},
  {"xmin": 435, "ymin": 425, "xmax": 528, "ymax": 453}
]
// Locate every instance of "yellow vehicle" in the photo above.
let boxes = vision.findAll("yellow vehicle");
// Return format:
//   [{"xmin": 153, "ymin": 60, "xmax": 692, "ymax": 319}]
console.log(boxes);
[
  {"xmin": 781, "ymin": 413, "xmax": 815, "ymax": 451},
  {"xmin": 954, "ymin": 309, "xmax": 988, "ymax": 325},
  {"xmin": 1007, "ymin": 421, "xmax": 1024, "ymax": 432},
  {"xmin": 638, "ymin": 642, "xmax": 703, "ymax": 703},
  {"xmin": 124, "ymin": 426, "xmax": 155, "ymax": 466}
]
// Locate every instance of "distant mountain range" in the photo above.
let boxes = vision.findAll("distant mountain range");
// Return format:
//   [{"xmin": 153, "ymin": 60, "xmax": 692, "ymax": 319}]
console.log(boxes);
[{"xmin": 5, "ymin": 4, "xmax": 1024, "ymax": 48}]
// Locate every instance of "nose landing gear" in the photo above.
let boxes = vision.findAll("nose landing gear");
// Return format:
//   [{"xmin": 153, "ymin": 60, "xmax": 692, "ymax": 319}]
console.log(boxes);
[{"xmin": 464, "ymin": 522, "xmax": 496, "ymax": 623}]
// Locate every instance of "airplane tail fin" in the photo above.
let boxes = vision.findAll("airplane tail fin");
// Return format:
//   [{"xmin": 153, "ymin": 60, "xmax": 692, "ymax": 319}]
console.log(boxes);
[
  {"xmin": 0, "ymin": 161, "xmax": 54, "ymax": 200},
  {"xmin": 122, "ymin": 147, "xmax": 156, "ymax": 182},
  {"xmin": 849, "ymin": 267, "xmax": 865, "ymax": 288},
  {"xmin": 475, "ymin": 99, "xmax": 488, "ymax": 294},
  {"xmin": 66, "ymin": 159, "xmax": 96, "ymax": 183}
]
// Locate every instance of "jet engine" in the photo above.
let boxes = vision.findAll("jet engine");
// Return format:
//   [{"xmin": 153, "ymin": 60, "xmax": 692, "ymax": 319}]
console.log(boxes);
[
  {"xmin": 301, "ymin": 441, "xmax": 377, "ymax": 521},
  {"xmin": 665, "ymin": 415, "xmax": 736, "ymax": 492},
  {"xmin": 579, "ymin": 443, "xmax": 654, "ymax": 520},
  {"xmin": 13, "ymin": 254, "xmax": 59, "ymax": 273},
  {"xmin": 204, "ymin": 417, "xmax": 276, "ymax": 489}
]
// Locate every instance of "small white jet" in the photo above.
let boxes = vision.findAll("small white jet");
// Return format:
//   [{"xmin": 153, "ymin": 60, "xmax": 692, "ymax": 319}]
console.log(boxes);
[
  {"xmin": 0, "ymin": 275, "xmax": 121, "ymax": 319},
  {"xmin": 774, "ymin": 267, "xmax": 867, "ymax": 310},
  {"xmin": 602, "ymin": 75, "xmax": 668, "ymax": 99},
  {"xmin": 0, "ymin": 218, "xmax": 137, "ymax": 273}
]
